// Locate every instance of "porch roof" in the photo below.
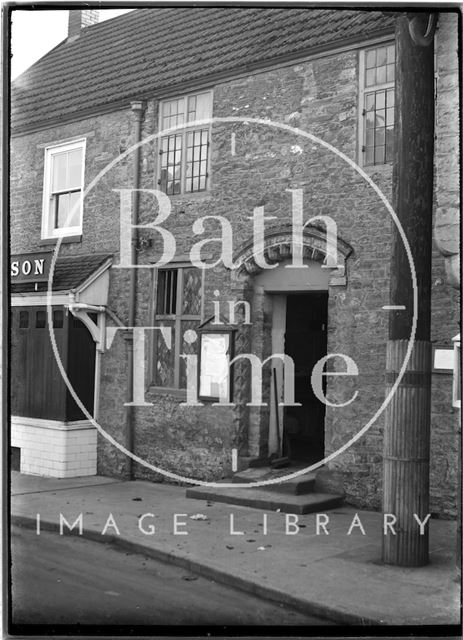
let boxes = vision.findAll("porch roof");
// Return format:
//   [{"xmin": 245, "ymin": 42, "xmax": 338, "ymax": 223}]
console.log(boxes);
[{"xmin": 10, "ymin": 253, "xmax": 112, "ymax": 295}]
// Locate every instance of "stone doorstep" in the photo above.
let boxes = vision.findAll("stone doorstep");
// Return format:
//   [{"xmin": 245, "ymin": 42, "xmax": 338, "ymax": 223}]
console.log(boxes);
[
  {"xmin": 185, "ymin": 486, "xmax": 344, "ymax": 515},
  {"xmin": 232, "ymin": 466, "xmax": 318, "ymax": 495},
  {"xmin": 186, "ymin": 464, "xmax": 345, "ymax": 512}
]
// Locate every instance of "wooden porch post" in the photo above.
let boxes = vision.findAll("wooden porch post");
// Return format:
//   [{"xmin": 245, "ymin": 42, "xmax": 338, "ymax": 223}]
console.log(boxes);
[{"xmin": 382, "ymin": 13, "xmax": 436, "ymax": 566}]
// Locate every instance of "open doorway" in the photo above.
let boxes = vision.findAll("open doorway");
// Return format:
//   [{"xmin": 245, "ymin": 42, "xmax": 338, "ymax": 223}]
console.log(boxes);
[{"xmin": 283, "ymin": 292, "xmax": 328, "ymax": 463}]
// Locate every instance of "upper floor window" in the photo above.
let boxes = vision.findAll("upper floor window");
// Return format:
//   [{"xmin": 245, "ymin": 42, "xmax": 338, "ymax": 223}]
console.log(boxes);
[
  {"xmin": 42, "ymin": 139, "xmax": 86, "ymax": 239},
  {"xmin": 360, "ymin": 44, "xmax": 395, "ymax": 166},
  {"xmin": 158, "ymin": 91, "xmax": 212, "ymax": 195}
]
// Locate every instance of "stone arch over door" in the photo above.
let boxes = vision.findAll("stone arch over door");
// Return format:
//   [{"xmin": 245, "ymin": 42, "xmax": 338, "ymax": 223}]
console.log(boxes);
[{"xmin": 229, "ymin": 225, "xmax": 353, "ymax": 464}]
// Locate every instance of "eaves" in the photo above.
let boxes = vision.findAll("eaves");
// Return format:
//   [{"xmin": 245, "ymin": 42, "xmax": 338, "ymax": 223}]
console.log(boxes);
[{"xmin": 10, "ymin": 27, "xmax": 394, "ymax": 138}]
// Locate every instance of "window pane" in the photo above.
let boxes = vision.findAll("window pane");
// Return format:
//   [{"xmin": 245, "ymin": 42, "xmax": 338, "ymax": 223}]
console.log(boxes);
[
  {"xmin": 387, "ymin": 44, "xmax": 395, "ymax": 63},
  {"xmin": 365, "ymin": 49, "xmax": 376, "ymax": 68},
  {"xmin": 176, "ymin": 98, "xmax": 184, "ymax": 115},
  {"xmin": 386, "ymin": 63, "xmax": 395, "ymax": 83},
  {"xmin": 52, "ymin": 152, "xmax": 68, "ymax": 191},
  {"xmin": 374, "ymin": 146, "xmax": 385, "ymax": 164},
  {"xmin": 36, "ymin": 310, "xmax": 46, "ymax": 329},
  {"xmin": 375, "ymin": 109, "xmax": 385, "ymax": 127},
  {"xmin": 195, "ymin": 93, "xmax": 212, "ymax": 121},
  {"xmin": 187, "ymin": 95, "xmax": 197, "ymax": 122},
  {"xmin": 55, "ymin": 191, "xmax": 80, "ymax": 229},
  {"xmin": 365, "ymin": 45, "xmax": 394, "ymax": 89},
  {"xmin": 153, "ymin": 321, "xmax": 175, "ymax": 387},
  {"xmin": 365, "ymin": 147, "xmax": 375, "ymax": 165},
  {"xmin": 366, "ymin": 68, "xmax": 376, "ymax": 87},
  {"xmin": 376, "ymin": 47, "xmax": 387, "ymax": 66},
  {"xmin": 163, "ymin": 98, "xmax": 185, "ymax": 129},
  {"xmin": 162, "ymin": 101, "xmax": 172, "ymax": 118},
  {"xmin": 376, "ymin": 65, "xmax": 386, "ymax": 84},
  {"xmin": 375, "ymin": 128, "xmax": 385, "ymax": 147},
  {"xmin": 363, "ymin": 78, "xmax": 394, "ymax": 166},
  {"xmin": 19, "ymin": 311, "xmax": 29, "ymax": 329},
  {"xmin": 386, "ymin": 89, "xmax": 395, "ymax": 107},
  {"xmin": 55, "ymin": 193, "xmax": 70, "ymax": 228},
  {"xmin": 365, "ymin": 110, "xmax": 375, "ymax": 129},
  {"xmin": 68, "ymin": 148, "xmax": 83, "ymax": 189},
  {"xmin": 182, "ymin": 268, "xmax": 202, "ymax": 315},
  {"xmin": 161, "ymin": 93, "xmax": 212, "ymax": 194},
  {"xmin": 375, "ymin": 91, "xmax": 385, "ymax": 110},
  {"xmin": 365, "ymin": 93, "xmax": 375, "ymax": 111},
  {"xmin": 385, "ymin": 127, "xmax": 394, "ymax": 161},
  {"xmin": 185, "ymin": 129, "xmax": 208, "ymax": 192},
  {"xmin": 68, "ymin": 191, "xmax": 81, "ymax": 227},
  {"xmin": 365, "ymin": 129, "xmax": 375, "ymax": 148},
  {"xmin": 156, "ymin": 269, "xmax": 178, "ymax": 315},
  {"xmin": 53, "ymin": 310, "xmax": 64, "ymax": 328},
  {"xmin": 161, "ymin": 135, "xmax": 182, "ymax": 195}
]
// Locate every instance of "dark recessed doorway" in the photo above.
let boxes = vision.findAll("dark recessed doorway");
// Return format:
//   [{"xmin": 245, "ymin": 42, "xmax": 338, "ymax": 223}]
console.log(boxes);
[{"xmin": 283, "ymin": 292, "xmax": 328, "ymax": 464}]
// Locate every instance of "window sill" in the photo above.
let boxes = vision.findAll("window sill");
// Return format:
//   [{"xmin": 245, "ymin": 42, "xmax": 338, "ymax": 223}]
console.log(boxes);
[
  {"xmin": 168, "ymin": 191, "xmax": 212, "ymax": 203},
  {"xmin": 39, "ymin": 235, "xmax": 82, "ymax": 246},
  {"xmin": 361, "ymin": 163, "xmax": 392, "ymax": 175},
  {"xmin": 147, "ymin": 386, "xmax": 187, "ymax": 400}
]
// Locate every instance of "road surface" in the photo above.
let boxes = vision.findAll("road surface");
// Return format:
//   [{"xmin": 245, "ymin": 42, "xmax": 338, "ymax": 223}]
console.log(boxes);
[{"xmin": 11, "ymin": 525, "xmax": 332, "ymax": 626}]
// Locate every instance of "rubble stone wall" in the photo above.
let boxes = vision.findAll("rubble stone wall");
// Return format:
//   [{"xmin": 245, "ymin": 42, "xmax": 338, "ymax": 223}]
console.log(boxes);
[{"xmin": 10, "ymin": 23, "xmax": 459, "ymax": 514}]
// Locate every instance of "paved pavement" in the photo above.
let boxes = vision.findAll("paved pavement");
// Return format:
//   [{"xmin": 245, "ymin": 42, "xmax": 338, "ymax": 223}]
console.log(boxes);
[
  {"xmin": 10, "ymin": 472, "xmax": 461, "ymax": 627},
  {"xmin": 12, "ymin": 525, "xmax": 328, "ymax": 626}
]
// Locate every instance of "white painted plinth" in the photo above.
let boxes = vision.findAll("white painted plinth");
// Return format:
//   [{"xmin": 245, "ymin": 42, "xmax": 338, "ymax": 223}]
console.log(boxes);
[{"xmin": 11, "ymin": 416, "xmax": 97, "ymax": 478}]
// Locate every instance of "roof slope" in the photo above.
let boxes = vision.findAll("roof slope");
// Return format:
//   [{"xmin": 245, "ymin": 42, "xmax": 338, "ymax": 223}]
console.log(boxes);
[
  {"xmin": 11, "ymin": 254, "xmax": 112, "ymax": 293},
  {"xmin": 11, "ymin": 7, "xmax": 394, "ymax": 132}
]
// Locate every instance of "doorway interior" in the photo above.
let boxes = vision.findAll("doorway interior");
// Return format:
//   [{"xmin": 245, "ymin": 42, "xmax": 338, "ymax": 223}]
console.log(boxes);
[{"xmin": 282, "ymin": 292, "xmax": 328, "ymax": 464}]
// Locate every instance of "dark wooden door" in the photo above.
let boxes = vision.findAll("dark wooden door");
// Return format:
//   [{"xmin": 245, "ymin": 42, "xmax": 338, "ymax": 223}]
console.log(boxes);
[
  {"xmin": 66, "ymin": 314, "xmax": 96, "ymax": 421},
  {"xmin": 283, "ymin": 293, "xmax": 328, "ymax": 463},
  {"xmin": 11, "ymin": 307, "xmax": 95, "ymax": 422},
  {"xmin": 10, "ymin": 307, "xmax": 68, "ymax": 420}
]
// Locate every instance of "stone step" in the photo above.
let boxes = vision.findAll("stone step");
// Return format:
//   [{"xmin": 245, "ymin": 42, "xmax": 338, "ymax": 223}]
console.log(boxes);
[
  {"xmin": 232, "ymin": 466, "xmax": 317, "ymax": 495},
  {"xmin": 185, "ymin": 485, "xmax": 344, "ymax": 515}
]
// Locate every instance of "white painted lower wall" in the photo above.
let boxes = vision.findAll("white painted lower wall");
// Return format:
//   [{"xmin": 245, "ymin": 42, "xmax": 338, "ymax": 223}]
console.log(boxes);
[{"xmin": 11, "ymin": 416, "xmax": 97, "ymax": 478}]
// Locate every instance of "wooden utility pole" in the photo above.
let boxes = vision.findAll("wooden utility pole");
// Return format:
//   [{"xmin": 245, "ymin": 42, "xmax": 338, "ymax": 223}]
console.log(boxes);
[{"xmin": 382, "ymin": 13, "xmax": 436, "ymax": 567}]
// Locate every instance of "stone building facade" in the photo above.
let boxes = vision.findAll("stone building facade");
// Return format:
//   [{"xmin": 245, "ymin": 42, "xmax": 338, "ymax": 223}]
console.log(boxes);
[{"xmin": 10, "ymin": 8, "xmax": 460, "ymax": 517}]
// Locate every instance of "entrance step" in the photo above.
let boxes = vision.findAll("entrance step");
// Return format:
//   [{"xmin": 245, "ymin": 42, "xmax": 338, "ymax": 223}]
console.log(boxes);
[
  {"xmin": 185, "ymin": 485, "xmax": 343, "ymax": 515},
  {"xmin": 231, "ymin": 466, "xmax": 317, "ymax": 495}
]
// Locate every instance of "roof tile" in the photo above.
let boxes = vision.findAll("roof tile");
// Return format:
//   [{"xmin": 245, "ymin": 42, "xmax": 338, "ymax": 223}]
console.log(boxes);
[
  {"xmin": 11, "ymin": 8, "xmax": 394, "ymax": 132},
  {"xmin": 11, "ymin": 254, "xmax": 112, "ymax": 294}
]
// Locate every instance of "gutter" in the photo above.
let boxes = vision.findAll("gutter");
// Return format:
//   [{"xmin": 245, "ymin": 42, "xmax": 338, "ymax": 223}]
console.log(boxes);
[
  {"xmin": 125, "ymin": 100, "xmax": 145, "ymax": 480},
  {"xmin": 11, "ymin": 29, "xmax": 394, "ymax": 137}
]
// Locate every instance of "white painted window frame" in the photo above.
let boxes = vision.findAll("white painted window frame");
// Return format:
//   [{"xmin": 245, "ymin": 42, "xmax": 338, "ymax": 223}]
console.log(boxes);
[
  {"xmin": 358, "ymin": 43, "xmax": 395, "ymax": 167},
  {"xmin": 41, "ymin": 138, "xmax": 86, "ymax": 239}
]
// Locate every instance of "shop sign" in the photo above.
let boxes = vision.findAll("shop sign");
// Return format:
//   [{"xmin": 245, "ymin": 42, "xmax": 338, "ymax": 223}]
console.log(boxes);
[{"xmin": 10, "ymin": 252, "xmax": 52, "ymax": 283}]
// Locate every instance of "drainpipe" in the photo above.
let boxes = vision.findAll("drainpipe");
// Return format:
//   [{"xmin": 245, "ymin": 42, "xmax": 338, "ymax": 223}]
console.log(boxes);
[{"xmin": 125, "ymin": 100, "xmax": 145, "ymax": 479}]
